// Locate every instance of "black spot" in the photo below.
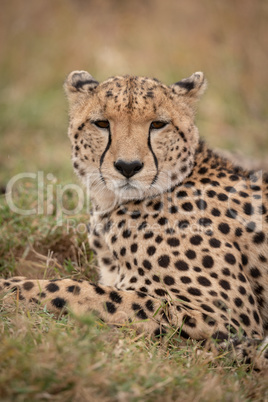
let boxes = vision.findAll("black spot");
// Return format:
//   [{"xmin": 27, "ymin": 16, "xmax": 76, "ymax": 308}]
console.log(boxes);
[
  {"xmin": 222, "ymin": 268, "xmax": 230, "ymax": 276},
  {"xmin": 94, "ymin": 285, "xmax": 106, "ymax": 295},
  {"xmin": 226, "ymin": 209, "xmax": 237, "ymax": 219},
  {"xmin": 51, "ymin": 297, "xmax": 66, "ymax": 309},
  {"xmin": 167, "ymin": 237, "xmax": 180, "ymax": 247},
  {"xmin": 110, "ymin": 291, "xmax": 122, "ymax": 304},
  {"xmin": 218, "ymin": 223, "xmax": 230, "ymax": 234},
  {"xmin": 175, "ymin": 260, "xmax": 189, "ymax": 271},
  {"xmin": 143, "ymin": 260, "xmax": 152, "ymax": 270},
  {"xmin": 176, "ymin": 190, "xmax": 188, "ymax": 198},
  {"xmin": 46, "ymin": 283, "xmax": 60, "ymax": 293},
  {"xmin": 131, "ymin": 210, "xmax": 141, "ymax": 219},
  {"xmin": 164, "ymin": 275, "xmax": 175, "ymax": 286},
  {"xmin": 207, "ymin": 190, "xmax": 218, "ymax": 200},
  {"xmin": 158, "ymin": 255, "xmax": 170, "ymax": 268},
  {"xmin": 111, "ymin": 235, "xmax": 117, "ymax": 243},
  {"xmin": 190, "ymin": 235, "xmax": 203, "ymax": 245},
  {"xmin": 120, "ymin": 247, "xmax": 126, "ymax": 256},
  {"xmin": 180, "ymin": 276, "xmax": 191, "ymax": 284},
  {"xmin": 197, "ymin": 276, "xmax": 212, "ymax": 287},
  {"xmin": 219, "ymin": 280, "xmax": 231, "ymax": 290},
  {"xmin": 123, "ymin": 229, "xmax": 132, "ymax": 238},
  {"xmin": 240, "ymin": 314, "xmax": 250, "ymax": 327},
  {"xmin": 154, "ymin": 202, "xmax": 163, "ymax": 211},
  {"xmin": 209, "ymin": 238, "xmax": 221, "ymax": 248},
  {"xmin": 23, "ymin": 281, "xmax": 34, "ymax": 291},
  {"xmin": 182, "ymin": 202, "xmax": 193, "ymax": 212},
  {"xmin": 155, "ymin": 235, "xmax": 163, "ymax": 243},
  {"xmin": 202, "ymin": 255, "xmax": 214, "ymax": 268},
  {"xmin": 152, "ymin": 275, "xmax": 160, "ymax": 282},
  {"xmin": 132, "ymin": 303, "xmax": 148, "ymax": 320},
  {"xmin": 178, "ymin": 220, "xmax": 190, "ymax": 230},
  {"xmin": 147, "ymin": 246, "xmax": 156, "ymax": 256},
  {"xmin": 67, "ymin": 285, "xmax": 81, "ymax": 295},
  {"xmin": 234, "ymin": 297, "xmax": 243, "ymax": 307},
  {"xmin": 105, "ymin": 302, "xmax": 117, "ymax": 314},
  {"xmin": 224, "ymin": 253, "xmax": 236, "ymax": 265},
  {"xmin": 196, "ymin": 199, "xmax": 207, "ymax": 210},
  {"xmin": 198, "ymin": 167, "xmax": 208, "ymax": 174},
  {"xmin": 185, "ymin": 249, "xmax": 196, "ymax": 259},
  {"xmin": 155, "ymin": 289, "xmax": 167, "ymax": 296},
  {"xmin": 187, "ymin": 287, "xmax": 202, "ymax": 296},
  {"xmin": 130, "ymin": 277, "xmax": 137, "ymax": 283},
  {"xmin": 228, "ymin": 173, "xmax": 240, "ymax": 182},
  {"xmin": 238, "ymin": 273, "xmax": 246, "ymax": 283},
  {"xmin": 138, "ymin": 268, "xmax": 145, "ymax": 276},
  {"xmin": 253, "ymin": 311, "xmax": 260, "ymax": 324},
  {"xmin": 250, "ymin": 267, "xmax": 261, "ymax": 278},
  {"xmin": 253, "ymin": 231, "xmax": 265, "ymax": 244},
  {"xmin": 146, "ymin": 299, "xmax": 154, "ymax": 312},
  {"xmin": 131, "ymin": 243, "xmax": 138, "ymax": 253},
  {"xmin": 241, "ymin": 254, "xmax": 248, "ymax": 266},
  {"xmin": 248, "ymin": 295, "xmax": 255, "ymax": 305},
  {"xmin": 169, "ymin": 205, "xmax": 178, "ymax": 214},
  {"xmin": 158, "ymin": 217, "xmax": 168, "ymax": 225},
  {"xmin": 243, "ymin": 203, "xmax": 254, "ymax": 215},
  {"xmin": 225, "ymin": 186, "xmax": 236, "ymax": 193},
  {"xmin": 144, "ymin": 231, "xmax": 154, "ymax": 239},
  {"xmin": 201, "ymin": 304, "xmax": 215, "ymax": 313},
  {"xmin": 93, "ymin": 239, "xmax": 102, "ymax": 249},
  {"xmin": 246, "ymin": 222, "xmax": 256, "ymax": 232},
  {"xmin": 198, "ymin": 215, "xmax": 213, "ymax": 228},
  {"xmin": 238, "ymin": 286, "xmax": 246, "ymax": 295},
  {"xmin": 235, "ymin": 228, "xmax": 243, "ymax": 237},
  {"xmin": 102, "ymin": 257, "xmax": 112, "ymax": 265},
  {"xmin": 217, "ymin": 193, "xmax": 228, "ymax": 201},
  {"xmin": 200, "ymin": 178, "xmax": 211, "ymax": 184},
  {"xmin": 138, "ymin": 222, "xmax": 147, "ymax": 231},
  {"xmin": 211, "ymin": 208, "xmax": 221, "ymax": 217}
]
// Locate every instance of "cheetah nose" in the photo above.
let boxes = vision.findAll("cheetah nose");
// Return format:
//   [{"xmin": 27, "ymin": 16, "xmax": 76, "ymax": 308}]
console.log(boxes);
[{"xmin": 114, "ymin": 159, "xmax": 144, "ymax": 178}]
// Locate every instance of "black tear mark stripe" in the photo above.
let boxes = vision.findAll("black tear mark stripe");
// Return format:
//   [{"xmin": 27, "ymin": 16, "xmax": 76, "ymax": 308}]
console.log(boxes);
[
  {"xmin": 99, "ymin": 127, "xmax": 112, "ymax": 184},
  {"xmin": 148, "ymin": 128, "xmax": 159, "ymax": 186},
  {"xmin": 100, "ymin": 127, "xmax": 112, "ymax": 167}
]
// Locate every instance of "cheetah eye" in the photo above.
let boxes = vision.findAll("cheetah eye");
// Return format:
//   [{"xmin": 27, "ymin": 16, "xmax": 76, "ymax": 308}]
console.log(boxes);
[
  {"xmin": 93, "ymin": 120, "xmax": 110, "ymax": 129},
  {"xmin": 150, "ymin": 121, "xmax": 168, "ymax": 130}
]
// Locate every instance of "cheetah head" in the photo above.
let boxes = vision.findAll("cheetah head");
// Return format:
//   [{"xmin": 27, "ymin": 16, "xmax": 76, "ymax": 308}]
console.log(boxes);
[{"xmin": 64, "ymin": 71, "xmax": 207, "ymax": 209}]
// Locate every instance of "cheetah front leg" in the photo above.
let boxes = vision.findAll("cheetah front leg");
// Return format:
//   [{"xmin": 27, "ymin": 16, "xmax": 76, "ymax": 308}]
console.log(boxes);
[
  {"xmin": 0, "ymin": 277, "xmax": 218, "ymax": 339},
  {"xmin": 0, "ymin": 277, "xmax": 169, "ymax": 335}
]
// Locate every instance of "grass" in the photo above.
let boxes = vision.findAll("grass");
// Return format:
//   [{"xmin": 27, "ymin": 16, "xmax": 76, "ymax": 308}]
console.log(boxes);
[
  {"xmin": 1, "ymin": 177, "xmax": 268, "ymax": 401},
  {"xmin": 1, "ymin": 302, "xmax": 268, "ymax": 401},
  {"xmin": 1, "ymin": 0, "xmax": 268, "ymax": 400}
]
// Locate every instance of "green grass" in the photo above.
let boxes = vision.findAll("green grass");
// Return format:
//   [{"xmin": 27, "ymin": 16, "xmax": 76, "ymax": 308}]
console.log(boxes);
[{"xmin": 1, "ymin": 304, "xmax": 268, "ymax": 401}]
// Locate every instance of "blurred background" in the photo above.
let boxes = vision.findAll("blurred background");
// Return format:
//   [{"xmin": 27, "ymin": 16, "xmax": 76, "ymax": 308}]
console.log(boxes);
[{"xmin": 0, "ymin": 0, "xmax": 267, "ymax": 184}]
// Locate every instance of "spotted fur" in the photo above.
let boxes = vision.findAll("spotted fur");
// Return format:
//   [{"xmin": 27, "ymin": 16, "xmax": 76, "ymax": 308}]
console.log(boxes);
[{"xmin": 1, "ymin": 71, "xmax": 268, "ymax": 369}]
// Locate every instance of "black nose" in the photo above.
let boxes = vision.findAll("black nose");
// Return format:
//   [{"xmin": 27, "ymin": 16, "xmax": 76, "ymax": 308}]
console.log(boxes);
[{"xmin": 114, "ymin": 159, "xmax": 144, "ymax": 178}]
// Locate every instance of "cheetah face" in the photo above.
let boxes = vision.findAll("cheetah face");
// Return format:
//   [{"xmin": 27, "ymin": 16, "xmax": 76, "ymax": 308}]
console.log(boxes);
[{"xmin": 64, "ymin": 71, "xmax": 207, "ymax": 204}]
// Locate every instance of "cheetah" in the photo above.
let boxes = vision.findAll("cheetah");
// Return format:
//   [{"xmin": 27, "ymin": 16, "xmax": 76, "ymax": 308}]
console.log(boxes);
[{"xmin": 1, "ymin": 71, "xmax": 268, "ymax": 369}]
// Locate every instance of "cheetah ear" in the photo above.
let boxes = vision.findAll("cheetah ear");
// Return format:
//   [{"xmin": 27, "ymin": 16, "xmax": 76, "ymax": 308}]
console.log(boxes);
[
  {"xmin": 170, "ymin": 72, "xmax": 207, "ymax": 104},
  {"xmin": 64, "ymin": 70, "xmax": 99, "ymax": 105}
]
